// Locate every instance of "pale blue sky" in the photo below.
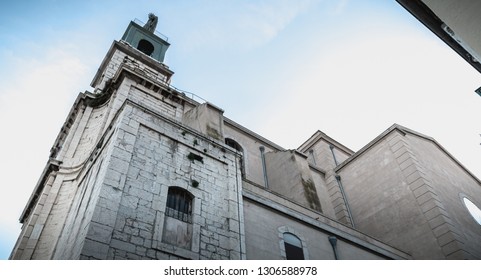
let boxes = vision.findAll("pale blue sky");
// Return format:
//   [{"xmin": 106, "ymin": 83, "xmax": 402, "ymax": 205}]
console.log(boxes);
[{"xmin": 1, "ymin": 0, "xmax": 480, "ymax": 260}]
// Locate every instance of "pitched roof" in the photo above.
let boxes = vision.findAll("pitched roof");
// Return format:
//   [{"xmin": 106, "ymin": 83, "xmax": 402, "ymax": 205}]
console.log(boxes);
[{"xmin": 334, "ymin": 123, "xmax": 481, "ymax": 184}]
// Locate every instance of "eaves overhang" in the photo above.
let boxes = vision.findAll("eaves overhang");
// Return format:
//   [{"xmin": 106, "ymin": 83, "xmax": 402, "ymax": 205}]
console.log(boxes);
[{"xmin": 396, "ymin": 0, "xmax": 481, "ymax": 74}]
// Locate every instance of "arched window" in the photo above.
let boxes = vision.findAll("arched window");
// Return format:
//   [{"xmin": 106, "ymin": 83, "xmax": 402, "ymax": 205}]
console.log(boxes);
[
  {"xmin": 225, "ymin": 138, "xmax": 243, "ymax": 152},
  {"xmin": 137, "ymin": 39, "xmax": 154, "ymax": 56},
  {"xmin": 225, "ymin": 138, "xmax": 245, "ymax": 176},
  {"xmin": 283, "ymin": 233, "xmax": 304, "ymax": 260},
  {"xmin": 162, "ymin": 187, "xmax": 194, "ymax": 250},
  {"xmin": 165, "ymin": 187, "xmax": 193, "ymax": 223}
]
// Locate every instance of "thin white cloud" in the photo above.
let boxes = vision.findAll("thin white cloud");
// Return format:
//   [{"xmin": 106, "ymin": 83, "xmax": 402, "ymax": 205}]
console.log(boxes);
[
  {"xmin": 241, "ymin": 0, "xmax": 315, "ymax": 46},
  {"xmin": 331, "ymin": 0, "xmax": 349, "ymax": 15},
  {"xmin": 175, "ymin": 0, "xmax": 318, "ymax": 51}
]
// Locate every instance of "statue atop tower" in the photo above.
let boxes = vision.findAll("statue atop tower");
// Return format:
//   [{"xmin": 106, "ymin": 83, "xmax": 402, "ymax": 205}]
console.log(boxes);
[{"xmin": 143, "ymin": 13, "xmax": 158, "ymax": 32}]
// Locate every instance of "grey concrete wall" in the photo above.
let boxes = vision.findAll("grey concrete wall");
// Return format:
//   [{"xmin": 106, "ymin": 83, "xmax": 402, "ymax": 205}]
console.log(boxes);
[
  {"xmin": 337, "ymin": 130, "xmax": 445, "ymax": 259},
  {"xmin": 406, "ymin": 134, "xmax": 481, "ymax": 258}
]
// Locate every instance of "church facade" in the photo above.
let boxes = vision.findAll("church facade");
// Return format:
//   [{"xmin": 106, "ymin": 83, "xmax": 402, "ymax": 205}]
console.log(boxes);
[{"xmin": 10, "ymin": 16, "xmax": 481, "ymax": 260}]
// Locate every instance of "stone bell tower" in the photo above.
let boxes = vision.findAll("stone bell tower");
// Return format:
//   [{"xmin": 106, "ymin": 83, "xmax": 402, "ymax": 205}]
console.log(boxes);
[{"xmin": 11, "ymin": 14, "xmax": 245, "ymax": 260}]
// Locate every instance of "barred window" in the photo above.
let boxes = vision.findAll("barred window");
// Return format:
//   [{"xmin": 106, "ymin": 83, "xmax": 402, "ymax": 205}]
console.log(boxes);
[{"xmin": 166, "ymin": 187, "xmax": 193, "ymax": 223}]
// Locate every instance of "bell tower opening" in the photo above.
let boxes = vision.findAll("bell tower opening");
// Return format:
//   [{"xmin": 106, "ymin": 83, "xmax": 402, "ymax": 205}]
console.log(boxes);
[
  {"xmin": 121, "ymin": 13, "xmax": 170, "ymax": 62},
  {"xmin": 137, "ymin": 39, "xmax": 154, "ymax": 56}
]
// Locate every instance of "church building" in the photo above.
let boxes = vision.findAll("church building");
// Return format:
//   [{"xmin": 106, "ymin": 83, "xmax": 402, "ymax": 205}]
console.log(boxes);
[{"xmin": 10, "ymin": 15, "xmax": 481, "ymax": 260}]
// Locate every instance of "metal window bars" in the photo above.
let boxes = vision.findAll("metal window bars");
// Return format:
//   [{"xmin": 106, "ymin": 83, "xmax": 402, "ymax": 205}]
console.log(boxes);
[{"xmin": 166, "ymin": 188, "xmax": 193, "ymax": 223}]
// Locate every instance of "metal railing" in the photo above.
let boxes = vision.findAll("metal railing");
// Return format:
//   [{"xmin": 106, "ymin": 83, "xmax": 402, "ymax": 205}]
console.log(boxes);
[
  {"xmin": 122, "ymin": 53, "xmax": 209, "ymax": 105},
  {"xmin": 133, "ymin": 18, "xmax": 169, "ymax": 42}
]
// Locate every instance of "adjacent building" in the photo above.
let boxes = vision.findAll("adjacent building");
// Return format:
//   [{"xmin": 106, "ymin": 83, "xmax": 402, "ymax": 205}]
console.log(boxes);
[{"xmin": 396, "ymin": 0, "xmax": 481, "ymax": 74}]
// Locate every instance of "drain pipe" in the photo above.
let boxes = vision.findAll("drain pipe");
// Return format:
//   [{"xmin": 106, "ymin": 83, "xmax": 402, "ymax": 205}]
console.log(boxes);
[
  {"xmin": 329, "ymin": 145, "xmax": 339, "ymax": 166},
  {"xmin": 328, "ymin": 236, "xmax": 339, "ymax": 260},
  {"xmin": 335, "ymin": 175, "xmax": 355, "ymax": 228},
  {"xmin": 309, "ymin": 149, "xmax": 317, "ymax": 166},
  {"xmin": 259, "ymin": 146, "xmax": 269, "ymax": 189},
  {"xmin": 234, "ymin": 153, "xmax": 244, "ymax": 259}
]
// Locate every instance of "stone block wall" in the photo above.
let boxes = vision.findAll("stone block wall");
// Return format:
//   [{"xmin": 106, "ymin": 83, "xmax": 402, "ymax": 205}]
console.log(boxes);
[{"xmin": 77, "ymin": 102, "xmax": 244, "ymax": 259}]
